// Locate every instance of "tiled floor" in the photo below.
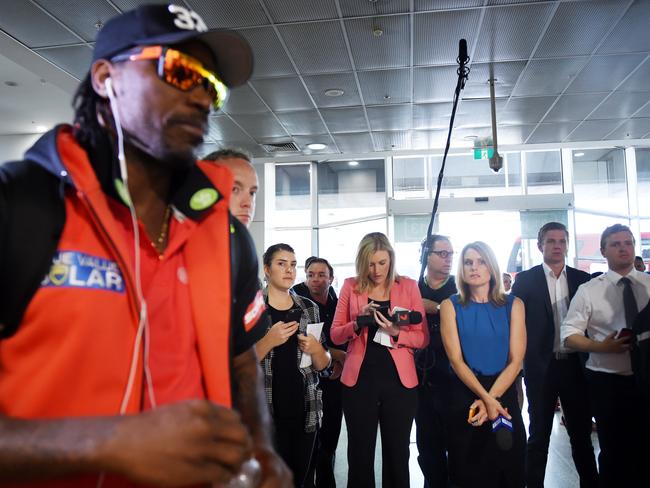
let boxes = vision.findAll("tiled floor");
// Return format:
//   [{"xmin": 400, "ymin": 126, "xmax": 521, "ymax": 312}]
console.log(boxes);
[{"xmin": 332, "ymin": 398, "xmax": 600, "ymax": 487}]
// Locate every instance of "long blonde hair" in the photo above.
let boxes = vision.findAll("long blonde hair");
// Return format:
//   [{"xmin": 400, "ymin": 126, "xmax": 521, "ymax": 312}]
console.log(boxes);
[
  {"xmin": 355, "ymin": 232, "xmax": 398, "ymax": 294},
  {"xmin": 456, "ymin": 241, "xmax": 506, "ymax": 306}
]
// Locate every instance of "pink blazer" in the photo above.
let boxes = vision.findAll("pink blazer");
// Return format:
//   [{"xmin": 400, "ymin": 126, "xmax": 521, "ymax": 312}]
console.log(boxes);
[{"xmin": 330, "ymin": 276, "xmax": 428, "ymax": 388}]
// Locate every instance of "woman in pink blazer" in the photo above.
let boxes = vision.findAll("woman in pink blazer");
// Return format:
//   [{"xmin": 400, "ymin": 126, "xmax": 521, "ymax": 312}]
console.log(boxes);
[{"xmin": 331, "ymin": 232, "xmax": 427, "ymax": 487}]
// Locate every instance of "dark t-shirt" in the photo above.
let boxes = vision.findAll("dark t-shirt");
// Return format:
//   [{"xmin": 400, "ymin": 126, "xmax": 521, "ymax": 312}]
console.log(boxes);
[
  {"xmin": 268, "ymin": 305, "xmax": 304, "ymax": 419},
  {"xmin": 291, "ymin": 284, "xmax": 341, "ymax": 350},
  {"xmin": 417, "ymin": 275, "xmax": 458, "ymax": 384}
]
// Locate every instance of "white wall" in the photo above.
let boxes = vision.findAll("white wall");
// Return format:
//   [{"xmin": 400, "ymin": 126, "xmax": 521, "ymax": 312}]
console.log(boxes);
[{"xmin": 0, "ymin": 133, "xmax": 42, "ymax": 163}]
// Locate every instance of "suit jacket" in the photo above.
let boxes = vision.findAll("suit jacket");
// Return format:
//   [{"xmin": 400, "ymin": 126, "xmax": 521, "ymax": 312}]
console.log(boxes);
[
  {"xmin": 330, "ymin": 276, "xmax": 428, "ymax": 388},
  {"xmin": 511, "ymin": 264, "xmax": 590, "ymax": 382}
]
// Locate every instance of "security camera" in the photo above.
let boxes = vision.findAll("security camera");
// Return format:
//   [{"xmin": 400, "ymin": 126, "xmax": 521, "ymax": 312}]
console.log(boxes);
[{"xmin": 489, "ymin": 153, "xmax": 503, "ymax": 173}]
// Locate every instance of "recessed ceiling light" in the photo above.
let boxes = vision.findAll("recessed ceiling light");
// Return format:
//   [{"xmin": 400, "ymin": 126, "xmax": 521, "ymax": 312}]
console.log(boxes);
[
  {"xmin": 307, "ymin": 143, "xmax": 327, "ymax": 150},
  {"xmin": 324, "ymin": 89, "xmax": 344, "ymax": 97},
  {"xmin": 574, "ymin": 152, "xmax": 585, "ymax": 157},
  {"xmin": 463, "ymin": 135, "xmax": 478, "ymax": 140},
  {"xmin": 348, "ymin": 160, "xmax": 359, "ymax": 166}
]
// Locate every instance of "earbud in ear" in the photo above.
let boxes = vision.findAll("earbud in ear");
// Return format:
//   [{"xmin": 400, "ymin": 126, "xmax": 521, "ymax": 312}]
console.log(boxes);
[{"xmin": 105, "ymin": 77, "xmax": 114, "ymax": 99}]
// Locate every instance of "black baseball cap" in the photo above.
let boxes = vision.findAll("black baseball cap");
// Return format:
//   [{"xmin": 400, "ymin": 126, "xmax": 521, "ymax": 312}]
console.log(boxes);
[{"xmin": 93, "ymin": 3, "xmax": 253, "ymax": 87}]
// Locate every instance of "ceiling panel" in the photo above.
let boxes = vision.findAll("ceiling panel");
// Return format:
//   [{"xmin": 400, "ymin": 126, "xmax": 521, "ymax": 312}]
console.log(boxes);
[
  {"xmin": 234, "ymin": 112, "xmax": 289, "ymax": 139},
  {"xmin": 237, "ymin": 27, "xmax": 296, "ymax": 79},
  {"xmin": 500, "ymin": 96, "xmax": 556, "ymax": 125},
  {"xmin": 527, "ymin": 121, "xmax": 581, "ymax": 144},
  {"xmin": 188, "ymin": 0, "xmax": 270, "ymax": 28},
  {"xmin": 411, "ymin": 129, "xmax": 450, "ymax": 150},
  {"xmin": 455, "ymin": 99, "xmax": 507, "ymax": 127},
  {"xmin": 333, "ymin": 132, "xmax": 375, "ymax": 153},
  {"xmin": 415, "ymin": 1, "xmax": 484, "ymax": 11},
  {"xmin": 320, "ymin": 106, "xmax": 369, "ymax": 133},
  {"xmin": 34, "ymin": 0, "xmax": 119, "ymax": 42},
  {"xmin": 341, "ymin": 0, "xmax": 410, "ymax": 16},
  {"xmin": 277, "ymin": 20, "xmax": 352, "ymax": 74},
  {"xmin": 512, "ymin": 58, "xmax": 589, "ymax": 97},
  {"xmin": 565, "ymin": 54, "xmax": 645, "ymax": 94},
  {"xmin": 462, "ymin": 61, "xmax": 528, "ymax": 99},
  {"xmin": 617, "ymin": 58, "xmax": 650, "ymax": 92},
  {"xmin": 250, "ymin": 77, "xmax": 315, "ymax": 112},
  {"xmin": 207, "ymin": 115, "xmax": 257, "ymax": 142},
  {"xmin": 543, "ymin": 93, "xmax": 605, "ymax": 123},
  {"xmin": 634, "ymin": 102, "xmax": 650, "ymax": 118},
  {"xmin": 222, "ymin": 84, "xmax": 268, "ymax": 115},
  {"xmin": 413, "ymin": 103, "xmax": 453, "ymax": 130},
  {"xmin": 303, "ymin": 73, "xmax": 362, "ymax": 108},
  {"xmin": 358, "ymin": 69, "xmax": 411, "ymax": 105},
  {"xmin": 0, "ymin": 0, "xmax": 82, "ymax": 48},
  {"xmin": 373, "ymin": 130, "xmax": 412, "ymax": 151},
  {"xmin": 604, "ymin": 118, "xmax": 650, "ymax": 140},
  {"xmin": 564, "ymin": 119, "xmax": 625, "ymax": 142},
  {"xmin": 367, "ymin": 105, "xmax": 412, "ymax": 131},
  {"xmin": 588, "ymin": 92, "xmax": 650, "ymax": 120},
  {"xmin": 597, "ymin": 0, "xmax": 650, "ymax": 55},
  {"xmin": 34, "ymin": 45, "xmax": 92, "ymax": 79},
  {"xmin": 473, "ymin": 3, "xmax": 555, "ymax": 63},
  {"xmin": 345, "ymin": 15, "xmax": 410, "ymax": 70},
  {"xmin": 413, "ymin": 65, "xmax": 460, "ymax": 103},
  {"xmin": 264, "ymin": 0, "xmax": 338, "ymax": 23},
  {"xmin": 274, "ymin": 110, "xmax": 327, "ymax": 136},
  {"xmin": 535, "ymin": 0, "xmax": 628, "ymax": 58},
  {"xmin": 493, "ymin": 124, "xmax": 536, "ymax": 145},
  {"xmin": 413, "ymin": 9, "xmax": 482, "ymax": 66}
]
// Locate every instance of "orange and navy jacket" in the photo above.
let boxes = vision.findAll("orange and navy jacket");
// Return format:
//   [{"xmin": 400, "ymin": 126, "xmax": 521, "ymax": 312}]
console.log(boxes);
[{"xmin": 0, "ymin": 125, "xmax": 267, "ymax": 487}]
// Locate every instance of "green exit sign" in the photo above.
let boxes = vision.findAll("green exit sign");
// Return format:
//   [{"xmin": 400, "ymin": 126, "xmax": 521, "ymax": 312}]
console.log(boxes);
[{"xmin": 473, "ymin": 147, "xmax": 494, "ymax": 160}]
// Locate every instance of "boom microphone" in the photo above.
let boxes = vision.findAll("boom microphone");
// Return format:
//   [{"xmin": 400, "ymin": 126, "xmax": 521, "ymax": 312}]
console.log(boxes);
[
  {"xmin": 357, "ymin": 310, "xmax": 423, "ymax": 328},
  {"xmin": 458, "ymin": 38, "xmax": 469, "ymax": 65}
]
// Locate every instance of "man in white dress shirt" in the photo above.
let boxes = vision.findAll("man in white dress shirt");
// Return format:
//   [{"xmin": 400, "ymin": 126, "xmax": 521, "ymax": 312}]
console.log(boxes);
[{"xmin": 562, "ymin": 223, "xmax": 650, "ymax": 487}]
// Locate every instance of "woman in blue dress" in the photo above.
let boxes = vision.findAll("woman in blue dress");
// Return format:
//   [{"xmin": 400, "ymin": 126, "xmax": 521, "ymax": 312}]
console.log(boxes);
[{"xmin": 440, "ymin": 241, "xmax": 526, "ymax": 488}]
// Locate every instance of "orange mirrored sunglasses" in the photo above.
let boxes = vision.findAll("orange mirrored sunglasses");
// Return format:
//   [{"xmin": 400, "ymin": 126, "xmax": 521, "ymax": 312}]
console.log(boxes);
[{"xmin": 111, "ymin": 45, "xmax": 228, "ymax": 110}]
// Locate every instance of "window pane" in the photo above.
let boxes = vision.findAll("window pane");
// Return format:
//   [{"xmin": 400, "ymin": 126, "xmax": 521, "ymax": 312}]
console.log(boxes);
[
  {"xmin": 636, "ymin": 148, "xmax": 650, "ymax": 216},
  {"xmin": 318, "ymin": 159, "xmax": 386, "ymax": 225},
  {"xmin": 273, "ymin": 164, "xmax": 311, "ymax": 226},
  {"xmin": 525, "ymin": 150, "xmax": 562, "ymax": 194},
  {"xmin": 393, "ymin": 156, "xmax": 426, "ymax": 199},
  {"xmin": 317, "ymin": 218, "xmax": 387, "ymax": 288},
  {"xmin": 574, "ymin": 212, "xmax": 628, "ymax": 274},
  {"xmin": 573, "ymin": 148, "xmax": 627, "ymax": 214},
  {"xmin": 435, "ymin": 152, "xmax": 522, "ymax": 197},
  {"xmin": 264, "ymin": 228, "xmax": 312, "ymax": 280}
]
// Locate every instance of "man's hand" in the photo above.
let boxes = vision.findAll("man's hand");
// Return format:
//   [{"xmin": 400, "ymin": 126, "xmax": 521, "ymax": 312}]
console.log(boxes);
[
  {"xmin": 104, "ymin": 400, "xmax": 252, "ymax": 487},
  {"xmin": 255, "ymin": 445, "xmax": 293, "ymax": 488},
  {"xmin": 422, "ymin": 298, "xmax": 439, "ymax": 315},
  {"xmin": 266, "ymin": 321, "xmax": 299, "ymax": 348},
  {"xmin": 597, "ymin": 331, "xmax": 632, "ymax": 353}
]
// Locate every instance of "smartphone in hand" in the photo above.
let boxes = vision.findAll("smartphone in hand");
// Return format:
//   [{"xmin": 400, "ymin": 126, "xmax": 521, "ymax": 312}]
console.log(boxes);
[
  {"xmin": 286, "ymin": 308, "xmax": 302, "ymax": 323},
  {"xmin": 616, "ymin": 328, "xmax": 633, "ymax": 341}
]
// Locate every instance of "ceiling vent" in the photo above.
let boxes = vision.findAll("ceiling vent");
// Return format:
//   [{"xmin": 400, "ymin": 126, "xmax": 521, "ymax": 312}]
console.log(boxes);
[{"xmin": 261, "ymin": 142, "xmax": 300, "ymax": 153}]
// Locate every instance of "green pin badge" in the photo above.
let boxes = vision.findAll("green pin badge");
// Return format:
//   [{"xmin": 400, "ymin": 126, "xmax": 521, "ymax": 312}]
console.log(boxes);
[
  {"xmin": 190, "ymin": 188, "xmax": 219, "ymax": 210},
  {"xmin": 114, "ymin": 179, "xmax": 132, "ymax": 206}
]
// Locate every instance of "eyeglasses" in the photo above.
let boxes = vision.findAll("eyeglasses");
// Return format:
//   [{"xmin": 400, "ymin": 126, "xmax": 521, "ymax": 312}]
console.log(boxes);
[
  {"xmin": 430, "ymin": 250, "xmax": 454, "ymax": 259},
  {"xmin": 111, "ymin": 45, "xmax": 228, "ymax": 110}
]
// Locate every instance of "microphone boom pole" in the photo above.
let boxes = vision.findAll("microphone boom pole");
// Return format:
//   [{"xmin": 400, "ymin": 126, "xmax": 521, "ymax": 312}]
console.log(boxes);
[{"xmin": 418, "ymin": 39, "xmax": 471, "ymax": 283}]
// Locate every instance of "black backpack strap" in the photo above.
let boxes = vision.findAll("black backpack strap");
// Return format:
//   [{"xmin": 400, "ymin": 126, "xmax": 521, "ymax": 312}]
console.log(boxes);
[{"xmin": 0, "ymin": 160, "xmax": 65, "ymax": 338}]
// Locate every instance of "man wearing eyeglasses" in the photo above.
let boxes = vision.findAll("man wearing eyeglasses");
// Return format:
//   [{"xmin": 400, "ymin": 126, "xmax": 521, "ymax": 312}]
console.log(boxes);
[
  {"xmin": 0, "ymin": 4, "xmax": 290, "ymax": 488},
  {"xmin": 511, "ymin": 222, "xmax": 597, "ymax": 488},
  {"xmin": 415, "ymin": 235, "xmax": 457, "ymax": 488}
]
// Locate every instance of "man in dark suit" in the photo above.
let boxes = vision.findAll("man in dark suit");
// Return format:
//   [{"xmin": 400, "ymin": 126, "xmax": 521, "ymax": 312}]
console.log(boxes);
[{"xmin": 511, "ymin": 222, "xmax": 598, "ymax": 488}]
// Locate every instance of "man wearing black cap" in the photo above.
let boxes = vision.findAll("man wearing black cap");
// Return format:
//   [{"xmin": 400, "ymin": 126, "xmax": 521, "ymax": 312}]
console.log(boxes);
[{"xmin": 0, "ymin": 4, "xmax": 290, "ymax": 488}]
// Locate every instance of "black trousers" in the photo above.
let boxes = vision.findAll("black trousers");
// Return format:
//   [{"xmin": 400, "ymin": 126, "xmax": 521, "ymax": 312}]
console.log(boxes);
[
  {"xmin": 315, "ymin": 378, "xmax": 343, "ymax": 488},
  {"xmin": 274, "ymin": 416, "xmax": 317, "ymax": 488},
  {"xmin": 586, "ymin": 370, "xmax": 650, "ymax": 488},
  {"xmin": 415, "ymin": 374, "xmax": 451, "ymax": 488},
  {"xmin": 447, "ymin": 374, "xmax": 525, "ymax": 488},
  {"xmin": 342, "ymin": 358, "xmax": 418, "ymax": 488},
  {"xmin": 525, "ymin": 354, "xmax": 598, "ymax": 488}
]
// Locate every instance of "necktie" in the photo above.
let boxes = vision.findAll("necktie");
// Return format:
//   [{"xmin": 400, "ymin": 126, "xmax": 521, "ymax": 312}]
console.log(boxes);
[{"xmin": 620, "ymin": 277, "xmax": 638, "ymax": 328}]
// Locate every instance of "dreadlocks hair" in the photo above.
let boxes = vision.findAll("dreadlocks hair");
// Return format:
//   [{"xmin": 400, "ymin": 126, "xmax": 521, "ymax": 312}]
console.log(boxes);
[{"xmin": 72, "ymin": 73, "xmax": 108, "ymax": 148}]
